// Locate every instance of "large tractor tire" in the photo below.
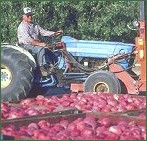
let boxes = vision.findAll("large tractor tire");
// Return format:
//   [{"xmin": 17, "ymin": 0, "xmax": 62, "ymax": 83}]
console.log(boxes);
[
  {"xmin": 84, "ymin": 70, "xmax": 121, "ymax": 94},
  {"xmin": 1, "ymin": 47, "xmax": 34, "ymax": 102}
]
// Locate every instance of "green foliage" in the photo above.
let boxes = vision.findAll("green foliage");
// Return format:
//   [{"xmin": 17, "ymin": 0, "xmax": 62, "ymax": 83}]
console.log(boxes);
[{"xmin": 1, "ymin": 1, "xmax": 139, "ymax": 44}]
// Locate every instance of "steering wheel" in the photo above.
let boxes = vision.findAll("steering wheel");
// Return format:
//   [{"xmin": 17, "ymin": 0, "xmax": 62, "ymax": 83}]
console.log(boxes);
[
  {"xmin": 50, "ymin": 30, "xmax": 63, "ymax": 42},
  {"xmin": 50, "ymin": 30, "xmax": 63, "ymax": 40},
  {"xmin": 47, "ymin": 30, "xmax": 64, "ymax": 50}
]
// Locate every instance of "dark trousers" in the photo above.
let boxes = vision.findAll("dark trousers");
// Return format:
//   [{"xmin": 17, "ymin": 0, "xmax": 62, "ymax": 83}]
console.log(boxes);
[
  {"xmin": 23, "ymin": 45, "xmax": 58, "ymax": 67},
  {"xmin": 23, "ymin": 45, "xmax": 46, "ymax": 66}
]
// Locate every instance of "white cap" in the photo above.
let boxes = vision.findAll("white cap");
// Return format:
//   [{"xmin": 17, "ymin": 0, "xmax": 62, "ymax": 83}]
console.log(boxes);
[{"xmin": 23, "ymin": 7, "xmax": 32, "ymax": 15}]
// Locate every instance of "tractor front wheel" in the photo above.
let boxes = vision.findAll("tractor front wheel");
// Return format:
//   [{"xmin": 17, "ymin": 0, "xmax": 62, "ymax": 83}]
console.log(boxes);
[{"xmin": 84, "ymin": 70, "xmax": 121, "ymax": 94}]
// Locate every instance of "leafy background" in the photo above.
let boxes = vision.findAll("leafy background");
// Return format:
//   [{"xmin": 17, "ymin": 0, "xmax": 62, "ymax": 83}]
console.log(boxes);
[{"xmin": 1, "ymin": 1, "xmax": 140, "ymax": 44}]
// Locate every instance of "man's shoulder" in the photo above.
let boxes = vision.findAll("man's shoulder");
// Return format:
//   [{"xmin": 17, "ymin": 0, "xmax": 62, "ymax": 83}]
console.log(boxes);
[
  {"xmin": 18, "ymin": 21, "xmax": 28, "ymax": 28},
  {"xmin": 18, "ymin": 21, "xmax": 40, "ymax": 31}
]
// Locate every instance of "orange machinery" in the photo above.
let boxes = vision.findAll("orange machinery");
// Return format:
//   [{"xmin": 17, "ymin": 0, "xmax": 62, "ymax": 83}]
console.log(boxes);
[
  {"xmin": 134, "ymin": 0, "xmax": 146, "ymax": 92},
  {"xmin": 135, "ymin": 21, "xmax": 146, "ymax": 92}
]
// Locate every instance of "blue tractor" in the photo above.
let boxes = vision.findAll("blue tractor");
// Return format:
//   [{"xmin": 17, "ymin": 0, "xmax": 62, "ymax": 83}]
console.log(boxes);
[{"xmin": 1, "ymin": 33, "xmax": 135, "ymax": 101}]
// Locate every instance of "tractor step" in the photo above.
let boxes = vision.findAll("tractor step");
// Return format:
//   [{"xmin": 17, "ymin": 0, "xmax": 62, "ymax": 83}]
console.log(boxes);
[{"xmin": 70, "ymin": 83, "xmax": 84, "ymax": 92}]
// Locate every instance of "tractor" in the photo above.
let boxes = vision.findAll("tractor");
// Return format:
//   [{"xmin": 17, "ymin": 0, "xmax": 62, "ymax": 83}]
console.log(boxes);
[
  {"xmin": 1, "ymin": 1, "xmax": 146, "ymax": 102},
  {"xmin": 0, "ymin": 31, "xmax": 136, "ymax": 102}
]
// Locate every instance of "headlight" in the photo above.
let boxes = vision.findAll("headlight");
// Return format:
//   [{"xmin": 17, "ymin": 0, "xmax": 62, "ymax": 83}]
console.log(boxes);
[{"xmin": 133, "ymin": 20, "xmax": 139, "ymax": 27}]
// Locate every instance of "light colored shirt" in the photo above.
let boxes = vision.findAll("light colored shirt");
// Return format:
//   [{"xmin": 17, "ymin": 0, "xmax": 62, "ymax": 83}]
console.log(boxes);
[{"xmin": 17, "ymin": 21, "xmax": 55, "ymax": 44}]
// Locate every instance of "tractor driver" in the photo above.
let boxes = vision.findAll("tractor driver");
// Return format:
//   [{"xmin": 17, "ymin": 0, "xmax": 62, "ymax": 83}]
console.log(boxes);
[{"xmin": 17, "ymin": 7, "xmax": 62, "ymax": 76}]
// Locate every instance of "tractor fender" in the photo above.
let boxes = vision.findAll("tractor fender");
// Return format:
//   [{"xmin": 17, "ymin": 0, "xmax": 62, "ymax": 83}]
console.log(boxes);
[
  {"xmin": 1, "ymin": 43, "xmax": 36, "ymax": 67},
  {"xmin": 109, "ymin": 63, "xmax": 137, "ymax": 94}
]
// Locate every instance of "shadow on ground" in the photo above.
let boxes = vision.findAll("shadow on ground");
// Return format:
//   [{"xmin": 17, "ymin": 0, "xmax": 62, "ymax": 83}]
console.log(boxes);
[{"xmin": 28, "ymin": 86, "xmax": 71, "ymax": 98}]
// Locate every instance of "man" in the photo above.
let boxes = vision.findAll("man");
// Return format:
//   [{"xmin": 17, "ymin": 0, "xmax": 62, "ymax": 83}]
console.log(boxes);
[{"xmin": 17, "ymin": 7, "xmax": 62, "ymax": 76}]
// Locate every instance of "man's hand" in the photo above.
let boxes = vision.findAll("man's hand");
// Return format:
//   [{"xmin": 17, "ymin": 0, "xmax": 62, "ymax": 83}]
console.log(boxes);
[
  {"xmin": 39, "ymin": 42, "xmax": 47, "ymax": 47},
  {"xmin": 54, "ymin": 30, "xmax": 63, "ymax": 36},
  {"xmin": 40, "ymin": 42, "xmax": 53, "ymax": 49},
  {"xmin": 31, "ymin": 39, "xmax": 48, "ymax": 47}
]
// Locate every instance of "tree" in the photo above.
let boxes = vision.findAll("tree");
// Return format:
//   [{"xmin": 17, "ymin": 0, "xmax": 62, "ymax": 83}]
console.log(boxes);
[{"xmin": 1, "ymin": 1, "xmax": 139, "ymax": 44}]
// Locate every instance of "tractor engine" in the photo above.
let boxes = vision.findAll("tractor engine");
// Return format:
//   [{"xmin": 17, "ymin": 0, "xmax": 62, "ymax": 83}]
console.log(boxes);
[
  {"xmin": 77, "ymin": 57, "xmax": 106, "ymax": 69},
  {"xmin": 62, "ymin": 36, "xmax": 135, "ymax": 71}
]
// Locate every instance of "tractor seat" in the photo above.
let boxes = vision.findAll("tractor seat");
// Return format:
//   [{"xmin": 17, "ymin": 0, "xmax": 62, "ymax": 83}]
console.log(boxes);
[{"xmin": 16, "ymin": 42, "xmax": 37, "ymax": 58}]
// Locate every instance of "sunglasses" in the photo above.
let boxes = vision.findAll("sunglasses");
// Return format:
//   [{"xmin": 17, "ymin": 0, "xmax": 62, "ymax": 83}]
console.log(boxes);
[{"xmin": 26, "ymin": 14, "xmax": 32, "ymax": 17}]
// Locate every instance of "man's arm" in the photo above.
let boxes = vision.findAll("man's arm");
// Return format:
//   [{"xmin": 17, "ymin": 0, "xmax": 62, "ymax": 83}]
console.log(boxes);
[
  {"xmin": 31, "ymin": 39, "xmax": 47, "ymax": 47},
  {"xmin": 37, "ymin": 25, "xmax": 55, "ymax": 36},
  {"xmin": 18, "ymin": 24, "xmax": 47, "ymax": 47}
]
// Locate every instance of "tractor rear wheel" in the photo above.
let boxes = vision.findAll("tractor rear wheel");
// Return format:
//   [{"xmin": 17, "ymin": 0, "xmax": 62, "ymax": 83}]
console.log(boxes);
[
  {"xmin": 84, "ymin": 70, "xmax": 121, "ymax": 94},
  {"xmin": 1, "ymin": 47, "xmax": 34, "ymax": 102}
]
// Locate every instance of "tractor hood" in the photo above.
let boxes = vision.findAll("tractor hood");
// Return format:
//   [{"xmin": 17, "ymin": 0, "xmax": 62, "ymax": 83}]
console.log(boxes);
[{"xmin": 61, "ymin": 36, "xmax": 135, "ymax": 59}]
